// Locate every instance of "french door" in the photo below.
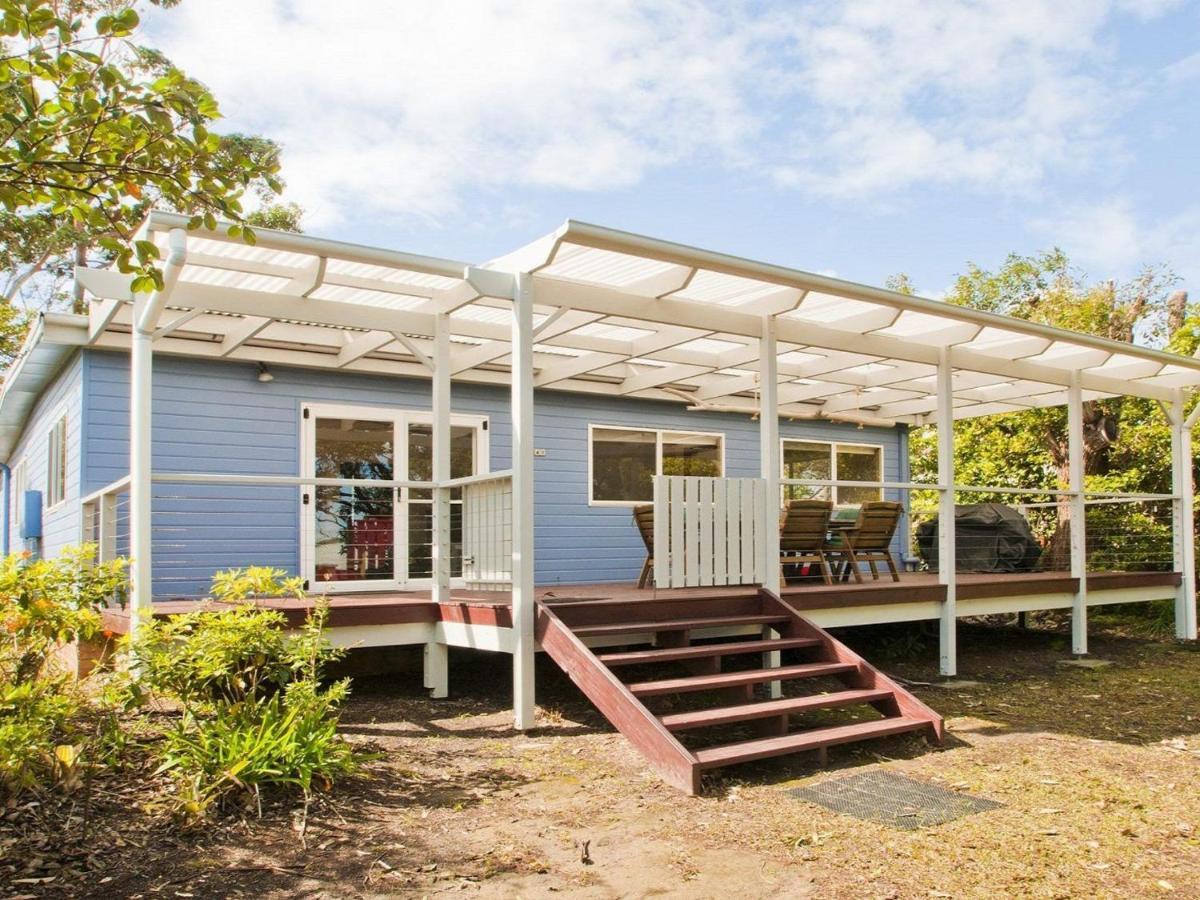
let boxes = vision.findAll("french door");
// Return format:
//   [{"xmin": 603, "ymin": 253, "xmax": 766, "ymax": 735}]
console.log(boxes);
[{"xmin": 300, "ymin": 403, "xmax": 488, "ymax": 592}]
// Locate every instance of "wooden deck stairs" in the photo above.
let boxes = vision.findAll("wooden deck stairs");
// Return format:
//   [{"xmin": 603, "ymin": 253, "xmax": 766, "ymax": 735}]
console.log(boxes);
[{"xmin": 535, "ymin": 587, "xmax": 944, "ymax": 795}]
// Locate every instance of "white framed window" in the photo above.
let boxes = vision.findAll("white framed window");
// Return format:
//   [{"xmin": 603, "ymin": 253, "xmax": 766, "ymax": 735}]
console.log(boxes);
[
  {"xmin": 12, "ymin": 460, "xmax": 26, "ymax": 532},
  {"xmin": 46, "ymin": 414, "xmax": 68, "ymax": 508},
  {"xmin": 588, "ymin": 425, "xmax": 724, "ymax": 506},
  {"xmin": 781, "ymin": 439, "xmax": 883, "ymax": 505}
]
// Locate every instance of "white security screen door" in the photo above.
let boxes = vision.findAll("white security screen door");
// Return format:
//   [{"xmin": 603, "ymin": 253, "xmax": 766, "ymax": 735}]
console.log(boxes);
[{"xmin": 300, "ymin": 404, "xmax": 488, "ymax": 592}]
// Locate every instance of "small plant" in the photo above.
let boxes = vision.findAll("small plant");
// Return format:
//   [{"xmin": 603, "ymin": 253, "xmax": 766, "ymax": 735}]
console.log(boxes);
[
  {"xmin": 130, "ymin": 569, "xmax": 360, "ymax": 820},
  {"xmin": 210, "ymin": 565, "xmax": 305, "ymax": 604}
]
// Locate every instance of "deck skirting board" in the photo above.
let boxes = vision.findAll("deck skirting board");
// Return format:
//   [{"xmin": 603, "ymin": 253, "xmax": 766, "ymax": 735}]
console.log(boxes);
[
  {"xmin": 807, "ymin": 585, "xmax": 1177, "ymax": 629},
  {"xmin": 436, "ymin": 620, "xmax": 514, "ymax": 652},
  {"xmin": 324, "ymin": 622, "xmax": 434, "ymax": 649}
]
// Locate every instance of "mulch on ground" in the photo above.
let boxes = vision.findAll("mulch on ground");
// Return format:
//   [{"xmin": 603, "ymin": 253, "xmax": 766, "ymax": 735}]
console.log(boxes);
[{"xmin": 2, "ymin": 611, "xmax": 1198, "ymax": 898}]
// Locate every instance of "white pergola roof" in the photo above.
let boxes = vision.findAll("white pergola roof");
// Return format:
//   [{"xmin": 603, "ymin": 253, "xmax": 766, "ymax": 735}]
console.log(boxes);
[{"xmin": 57, "ymin": 211, "xmax": 1200, "ymax": 428}]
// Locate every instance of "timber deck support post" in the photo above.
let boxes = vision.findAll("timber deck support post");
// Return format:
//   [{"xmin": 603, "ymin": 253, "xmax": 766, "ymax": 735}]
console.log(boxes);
[
  {"xmin": 511, "ymin": 272, "xmax": 536, "ymax": 729},
  {"xmin": 936, "ymin": 347, "xmax": 957, "ymax": 676}
]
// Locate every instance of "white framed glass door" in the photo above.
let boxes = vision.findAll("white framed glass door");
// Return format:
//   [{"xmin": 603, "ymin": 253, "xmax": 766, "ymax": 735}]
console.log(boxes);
[{"xmin": 300, "ymin": 404, "xmax": 488, "ymax": 592}]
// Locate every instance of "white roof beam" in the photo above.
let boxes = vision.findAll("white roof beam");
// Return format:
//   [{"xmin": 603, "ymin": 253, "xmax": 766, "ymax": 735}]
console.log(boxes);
[
  {"xmin": 218, "ymin": 316, "xmax": 271, "ymax": 357},
  {"xmin": 152, "ymin": 307, "xmax": 206, "ymax": 340},
  {"xmin": 417, "ymin": 281, "xmax": 480, "ymax": 315},
  {"xmin": 743, "ymin": 287, "xmax": 807, "ymax": 316},
  {"xmin": 87, "ymin": 297, "xmax": 124, "ymax": 345},
  {"xmin": 391, "ymin": 332, "xmax": 435, "ymax": 371},
  {"xmin": 336, "ymin": 330, "xmax": 395, "ymax": 367},
  {"xmin": 288, "ymin": 256, "xmax": 326, "ymax": 295},
  {"xmin": 819, "ymin": 388, "xmax": 926, "ymax": 414},
  {"xmin": 629, "ymin": 265, "xmax": 695, "ymax": 298},
  {"xmin": 534, "ymin": 351, "xmax": 629, "ymax": 387},
  {"xmin": 618, "ymin": 362, "xmax": 714, "ymax": 394}
]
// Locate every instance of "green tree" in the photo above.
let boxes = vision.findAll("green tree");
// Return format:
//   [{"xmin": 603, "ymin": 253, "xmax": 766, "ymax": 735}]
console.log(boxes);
[
  {"xmin": 906, "ymin": 252, "xmax": 1196, "ymax": 569},
  {"xmin": 0, "ymin": 0, "xmax": 301, "ymax": 363}
]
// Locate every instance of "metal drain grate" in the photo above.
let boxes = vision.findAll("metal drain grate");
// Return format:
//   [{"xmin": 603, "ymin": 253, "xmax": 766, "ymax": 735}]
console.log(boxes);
[{"xmin": 789, "ymin": 770, "xmax": 1003, "ymax": 830}]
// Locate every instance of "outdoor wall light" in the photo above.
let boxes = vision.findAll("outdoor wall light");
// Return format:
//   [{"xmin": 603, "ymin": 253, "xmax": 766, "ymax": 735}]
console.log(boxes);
[{"xmin": 256, "ymin": 362, "xmax": 274, "ymax": 383}]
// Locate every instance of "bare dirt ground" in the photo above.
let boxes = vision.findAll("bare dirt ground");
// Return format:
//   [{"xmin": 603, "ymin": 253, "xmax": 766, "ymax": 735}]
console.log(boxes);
[{"xmin": 3, "ymin": 612, "xmax": 1199, "ymax": 899}]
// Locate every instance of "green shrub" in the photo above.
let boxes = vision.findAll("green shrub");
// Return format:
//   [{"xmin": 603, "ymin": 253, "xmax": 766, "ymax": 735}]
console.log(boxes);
[
  {"xmin": 130, "ymin": 569, "xmax": 361, "ymax": 819},
  {"xmin": 0, "ymin": 545, "xmax": 128, "ymax": 683},
  {"xmin": 129, "ymin": 604, "xmax": 310, "ymax": 710},
  {"xmin": 0, "ymin": 545, "xmax": 128, "ymax": 797}
]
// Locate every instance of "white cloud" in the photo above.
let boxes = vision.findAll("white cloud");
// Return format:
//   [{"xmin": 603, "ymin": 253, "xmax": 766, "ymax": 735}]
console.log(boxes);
[
  {"xmin": 144, "ymin": 0, "xmax": 1180, "ymax": 226},
  {"xmin": 146, "ymin": 0, "xmax": 765, "ymax": 228},
  {"xmin": 1036, "ymin": 198, "xmax": 1200, "ymax": 285}
]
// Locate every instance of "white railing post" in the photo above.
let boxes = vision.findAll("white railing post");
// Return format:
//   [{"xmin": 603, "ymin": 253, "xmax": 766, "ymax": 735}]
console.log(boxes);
[
  {"xmin": 936, "ymin": 347, "xmax": 957, "ymax": 676},
  {"xmin": 427, "ymin": 312, "xmax": 451, "ymax": 698},
  {"xmin": 1068, "ymin": 371, "xmax": 1088, "ymax": 655},
  {"xmin": 129, "ymin": 296, "xmax": 154, "ymax": 636},
  {"xmin": 1171, "ymin": 393, "xmax": 1198, "ymax": 639},
  {"xmin": 511, "ymin": 272, "xmax": 536, "ymax": 730},
  {"xmin": 653, "ymin": 474, "xmax": 668, "ymax": 588}
]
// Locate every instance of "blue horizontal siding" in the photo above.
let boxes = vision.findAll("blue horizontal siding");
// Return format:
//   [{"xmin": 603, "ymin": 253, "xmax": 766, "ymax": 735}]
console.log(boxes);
[
  {"xmin": 7, "ymin": 352, "xmax": 83, "ymax": 557},
  {"xmin": 84, "ymin": 350, "xmax": 907, "ymax": 598}
]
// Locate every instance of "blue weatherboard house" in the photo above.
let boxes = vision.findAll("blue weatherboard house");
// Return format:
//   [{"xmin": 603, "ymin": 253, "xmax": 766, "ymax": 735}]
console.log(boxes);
[{"xmin": 0, "ymin": 213, "xmax": 1194, "ymax": 791}]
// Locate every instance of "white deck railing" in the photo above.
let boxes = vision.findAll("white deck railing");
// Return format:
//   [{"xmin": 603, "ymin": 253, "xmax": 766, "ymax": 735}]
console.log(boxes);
[{"xmin": 652, "ymin": 475, "xmax": 768, "ymax": 589}]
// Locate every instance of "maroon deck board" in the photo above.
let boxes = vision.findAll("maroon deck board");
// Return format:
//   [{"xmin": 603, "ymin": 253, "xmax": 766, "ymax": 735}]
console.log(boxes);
[{"xmin": 101, "ymin": 570, "xmax": 1180, "ymax": 635}]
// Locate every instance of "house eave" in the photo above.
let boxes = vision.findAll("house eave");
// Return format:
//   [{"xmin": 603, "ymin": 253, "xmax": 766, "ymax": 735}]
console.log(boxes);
[{"xmin": 0, "ymin": 312, "xmax": 88, "ymax": 462}]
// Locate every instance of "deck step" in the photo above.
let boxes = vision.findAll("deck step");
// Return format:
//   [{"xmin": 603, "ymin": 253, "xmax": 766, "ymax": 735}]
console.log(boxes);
[
  {"xmin": 694, "ymin": 716, "xmax": 929, "ymax": 769},
  {"xmin": 627, "ymin": 661, "xmax": 856, "ymax": 697},
  {"xmin": 572, "ymin": 613, "xmax": 791, "ymax": 639},
  {"xmin": 659, "ymin": 688, "xmax": 895, "ymax": 731},
  {"xmin": 597, "ymin": 637, "xmax": 821, "ymax": 667}
]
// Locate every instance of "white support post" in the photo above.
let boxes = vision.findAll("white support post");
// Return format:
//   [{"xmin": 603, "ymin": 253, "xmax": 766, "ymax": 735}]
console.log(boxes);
[
  {"xmin": 511, "ymin": 273, "xmax": 537, "ymax": 730},
  {"xmin": 129, "ymin": 296, "xmax": 154, "ymax": 637},
  {"xmin": 1067, "ymin": 371, "xmax": 1088, "ymax": 655},
  {"xmin": 758, "ymin": 316, "xmax": 783, "ymax": 695},
  {"xmin": 427, "ymin": 313, "xmax": 451, "ymax": 698},
  {"xmin": 936, "ymin": 347, "xmax": 957, "ymax": 676},
  {"xmin": 1170, "ymin": 393, "xmax": 1197, "ymax": 640}
]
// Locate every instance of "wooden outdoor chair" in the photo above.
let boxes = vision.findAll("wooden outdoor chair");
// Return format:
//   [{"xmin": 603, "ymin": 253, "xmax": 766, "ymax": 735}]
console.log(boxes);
[
  {"xmin": 633, "ymin": 504, "xmax": 655, "ymax": 589},
  {"xmin": 779, "ymin": 499, "xmax": 835, "ymax": 585},
  {"xmin": 828, "ymin": 500, "xmax": 903, "ymax": 583}
]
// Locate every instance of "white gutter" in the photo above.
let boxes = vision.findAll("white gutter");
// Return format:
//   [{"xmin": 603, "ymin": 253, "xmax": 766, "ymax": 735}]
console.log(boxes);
[{"xmin": 135, "ymin": 227, "xmax": 187, "ymax": 334}]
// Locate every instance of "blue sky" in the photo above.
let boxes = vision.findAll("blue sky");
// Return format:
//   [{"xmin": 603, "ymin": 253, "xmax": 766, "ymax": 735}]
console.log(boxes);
[{"xmin": 145, "ymin": 1, "xmax": 1200, "ymax": 296}]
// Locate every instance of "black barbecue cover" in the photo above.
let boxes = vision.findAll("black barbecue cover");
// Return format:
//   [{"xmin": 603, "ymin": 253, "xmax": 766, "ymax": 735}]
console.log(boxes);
[{"xmin": 916, "ymin": 503, "xmax": 1041, "ymax": 573}]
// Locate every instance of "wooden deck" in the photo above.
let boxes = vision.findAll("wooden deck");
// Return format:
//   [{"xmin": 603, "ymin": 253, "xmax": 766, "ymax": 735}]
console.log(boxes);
[{"xmin": 101, "ymin": 570, "xmax": 1181, "ymax": 635}]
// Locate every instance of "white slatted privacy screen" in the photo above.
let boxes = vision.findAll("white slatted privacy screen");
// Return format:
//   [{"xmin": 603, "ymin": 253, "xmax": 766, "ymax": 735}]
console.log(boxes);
[
  {"xmin": 653, "ymin": 476, "xmax": 767, "ymax": 589},
  {"xmin": 462, "ymin": 477, "xmax": 514, "ymax": 589}
]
